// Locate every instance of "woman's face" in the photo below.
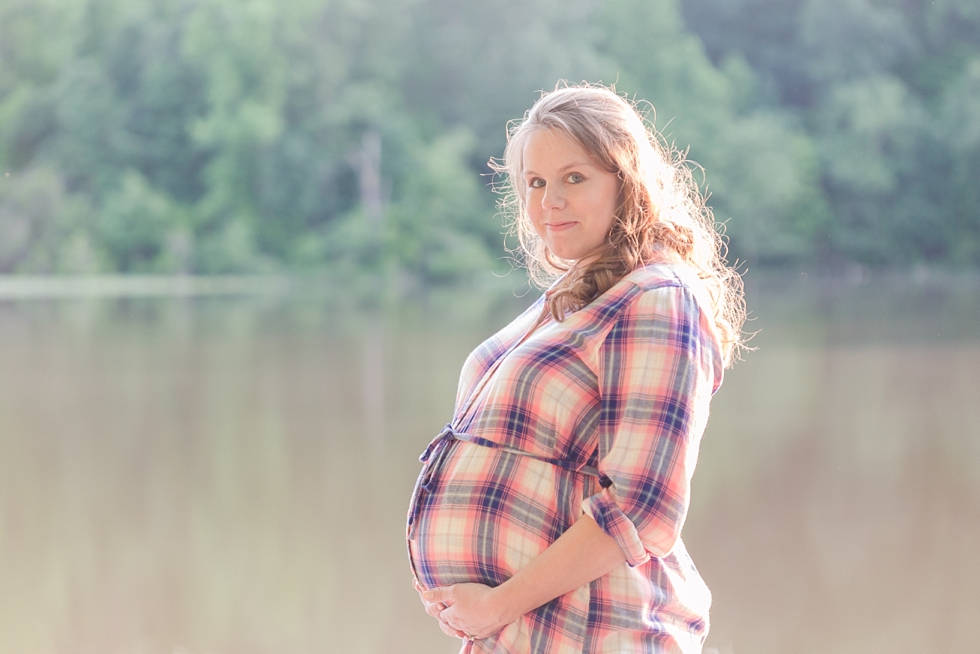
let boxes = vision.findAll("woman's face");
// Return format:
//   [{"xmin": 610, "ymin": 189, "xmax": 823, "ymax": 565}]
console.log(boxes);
[{"xmin": 522, "ymin": 128, "xmax": 620, "ymax": 262}]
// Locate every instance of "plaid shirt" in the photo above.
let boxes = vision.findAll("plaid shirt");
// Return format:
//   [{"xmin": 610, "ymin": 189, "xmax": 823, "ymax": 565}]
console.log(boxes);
[{"xmin": 408, "ymin": 263, "xmax": 723, "ymax": 653}]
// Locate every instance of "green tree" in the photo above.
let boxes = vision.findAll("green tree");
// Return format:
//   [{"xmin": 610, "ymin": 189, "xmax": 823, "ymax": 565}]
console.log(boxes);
[
  {"xmin": 682, "ymin": 0, "xmax": 980, "ymax": 265},
  {"xmin": 2, "ymin": 0, "xmax": 978, "ymax": 277},
  {"xmin": 0, "ymin": 166, "xmax": 97, "ymax": 273},
  {"xmin": 598, "ymin": 0, "xmax": 831, "ymax": 263}
]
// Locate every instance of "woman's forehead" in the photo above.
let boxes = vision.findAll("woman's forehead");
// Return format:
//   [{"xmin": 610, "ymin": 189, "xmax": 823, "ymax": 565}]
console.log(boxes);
[{"xmin": 522, "ymin": 128, "xmax": 598, "ymax": 172}]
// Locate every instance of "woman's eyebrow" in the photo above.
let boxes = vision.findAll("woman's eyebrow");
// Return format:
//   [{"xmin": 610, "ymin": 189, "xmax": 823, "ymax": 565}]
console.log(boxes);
[
  {"xmin": 524, "ymin": 160, "xmax": 595, "ymax": 177},
  {"xmin": 558, "ymin": 160, "xmax": 594, "ymax": 172}
]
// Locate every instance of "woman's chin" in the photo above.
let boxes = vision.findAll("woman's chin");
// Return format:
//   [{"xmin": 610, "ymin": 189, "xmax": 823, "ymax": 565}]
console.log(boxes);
[
  {"xmin": 548, "ymin": 246, "xmax": 601, "ymax": 265},
  {"xmin": 544, "ymin": 242, "xmax": 584, "ymax": 262}
]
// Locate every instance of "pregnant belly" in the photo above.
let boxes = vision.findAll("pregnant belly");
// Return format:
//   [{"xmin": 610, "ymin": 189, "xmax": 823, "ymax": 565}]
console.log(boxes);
[{"xmin": 408, "ymin": 441, "xmax": 585, "ymax": 590}]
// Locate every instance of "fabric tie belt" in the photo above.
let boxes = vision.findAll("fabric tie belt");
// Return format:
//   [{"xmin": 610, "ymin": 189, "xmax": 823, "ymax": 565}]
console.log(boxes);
[{"xmin": 408, "ymin": 424, "xmax": 600, "ymax": 539}]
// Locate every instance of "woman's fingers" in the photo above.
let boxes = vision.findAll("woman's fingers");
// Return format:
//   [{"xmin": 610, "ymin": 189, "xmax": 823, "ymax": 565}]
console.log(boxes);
[
  {"xmin": 420, "ymin": 586, "xmax": 454, "ymax": 617},
  {"xmin": 424, "ymin": 601, "xmax": 447, "ymax": 618},
  {"xmin": 438, "ymin": 620, "xmax": 468, "ymax": 639},
  {"xmin": 421, "ymin": 586, "xmax": 452, "ymax": 605},
  {"xmin": 417, "ymin": 583, "xmax": 451, "ymax": 615},
  {"xmin": 440, "ymin": 605, "xmax": 469, "ymax": 634},
  {"xmin": 418, "ymin": 584, "xmax": 468, "ymax": 638},
  {"xmin": 435, "ymin": 605, "xmax": 468, "ymax": 639}
]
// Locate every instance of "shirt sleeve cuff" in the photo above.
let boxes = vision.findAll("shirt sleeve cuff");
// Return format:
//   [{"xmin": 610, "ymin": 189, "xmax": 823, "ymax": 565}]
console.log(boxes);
[{"xmin": 582, "ymin": 490, "xmax": 651, "ymax": 567}]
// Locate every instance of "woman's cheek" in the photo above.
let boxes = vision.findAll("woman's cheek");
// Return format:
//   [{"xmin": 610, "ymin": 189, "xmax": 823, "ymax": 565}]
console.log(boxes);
[{"xmin": 526, "ymin": 205, "xmax": 546, "ymax": 239}]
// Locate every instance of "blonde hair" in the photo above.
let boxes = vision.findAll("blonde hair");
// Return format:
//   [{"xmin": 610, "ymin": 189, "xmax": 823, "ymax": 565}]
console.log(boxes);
[{"xmin": 492, "ymin": 83, "xmax": 746, "ymax": 365}]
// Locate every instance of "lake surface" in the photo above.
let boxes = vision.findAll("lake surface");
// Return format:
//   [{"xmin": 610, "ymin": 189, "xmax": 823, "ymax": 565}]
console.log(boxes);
[{"xmin": 0, "ymin": 270, "xmax": 977, "ymax": 654}]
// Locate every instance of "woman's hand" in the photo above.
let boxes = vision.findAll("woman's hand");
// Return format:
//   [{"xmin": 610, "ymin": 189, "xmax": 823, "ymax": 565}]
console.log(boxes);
[
  {"xmin": 421, "ymin": 583, "xmax": 517, "ymax": 641},
  {"xmin": 415, "ymin": 579, "xmax": 469, "ymax": 639},
  {"xmin": 415, "ymin": 516, "xmax": 626, "ymax": 641}
]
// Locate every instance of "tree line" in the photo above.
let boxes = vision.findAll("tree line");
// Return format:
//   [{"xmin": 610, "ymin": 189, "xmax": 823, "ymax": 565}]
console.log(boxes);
[{"xmin": 0, "ymin": 0, "xmax": 978, "ymax": 282}]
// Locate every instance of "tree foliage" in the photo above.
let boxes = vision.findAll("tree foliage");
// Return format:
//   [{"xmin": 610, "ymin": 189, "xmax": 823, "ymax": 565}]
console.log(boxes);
[
  {"xmin": 0, "ymin": 0, "xmax": 978, "ymax": 279},
  {"xmin": 683, "ymin": 0, "xmax": 980, "ymax": 265}
]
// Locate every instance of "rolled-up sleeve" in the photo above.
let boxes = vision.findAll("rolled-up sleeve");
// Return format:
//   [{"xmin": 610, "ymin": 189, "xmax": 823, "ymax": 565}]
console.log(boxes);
[{"xmin": 581, "ymin": 283, "xmax": 718, "ymax": 566}]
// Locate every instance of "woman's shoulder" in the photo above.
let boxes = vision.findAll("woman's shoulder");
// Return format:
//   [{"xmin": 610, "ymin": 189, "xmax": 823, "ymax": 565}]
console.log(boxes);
[
  {"xmin": 562, "ymin": 262, "xmax": 694, "ymax": 333},
  {"xmin": 586, "ymin": 261, "xmax": 701, "ymax": 314},
  {"xmin": 541, "ymin": 262, "xmax": 721, "ymax": 372},
  {"xmin": 596, "ymin": 263, "xmax": 718, "ymax": 342},
  {"xmin": 621, "ymin": 263, "xmax": 725, "ymax": 366},
  {"xmin": 622, "ymin": 261, "xmax": 699, "ymax": 294}
]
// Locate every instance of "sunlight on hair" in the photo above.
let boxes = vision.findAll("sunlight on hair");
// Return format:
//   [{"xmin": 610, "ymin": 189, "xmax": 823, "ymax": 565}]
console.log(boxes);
[{"xmin": 490, "ymin": 82, "xmax": 747, "ymax": 366}]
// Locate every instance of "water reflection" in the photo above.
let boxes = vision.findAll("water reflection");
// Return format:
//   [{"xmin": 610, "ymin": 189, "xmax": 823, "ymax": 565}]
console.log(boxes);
[{"xmin": 0, "ymin": 272, "xmax": 976, "ymax": 654}]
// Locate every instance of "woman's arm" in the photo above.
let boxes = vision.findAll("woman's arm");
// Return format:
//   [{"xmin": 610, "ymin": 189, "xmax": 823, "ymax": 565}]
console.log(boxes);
[{"xmin": 421, "ymin": 513, "xmax": 626, "ymax": 640}]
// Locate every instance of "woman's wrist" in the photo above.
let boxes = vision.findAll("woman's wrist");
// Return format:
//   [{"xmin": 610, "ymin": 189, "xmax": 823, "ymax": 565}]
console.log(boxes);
[{"xmin": 488, "ymin": 579, "xmax": 532, "ymax": 625}]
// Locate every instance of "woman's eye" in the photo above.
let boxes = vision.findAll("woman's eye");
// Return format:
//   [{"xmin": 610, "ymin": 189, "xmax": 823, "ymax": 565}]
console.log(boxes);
[
  {"xmin": 529, "ymin": 178, "xmax": 545, "ymax": 189},
  {"xmin": 567, "ymin": 173, "xmax": 584, "ymax": 183}
]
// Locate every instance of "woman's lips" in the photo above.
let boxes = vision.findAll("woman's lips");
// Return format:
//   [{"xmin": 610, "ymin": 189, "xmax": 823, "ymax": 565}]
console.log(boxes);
[{"xmin": 545, "ymin": 221, "xmax": 577, "ymax": 231}]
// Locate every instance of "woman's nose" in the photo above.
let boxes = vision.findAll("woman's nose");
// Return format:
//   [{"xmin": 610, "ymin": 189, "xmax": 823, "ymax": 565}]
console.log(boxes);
[{"xmin": 542, "ymin": 185, "xmax": 565, "ymax": 210}]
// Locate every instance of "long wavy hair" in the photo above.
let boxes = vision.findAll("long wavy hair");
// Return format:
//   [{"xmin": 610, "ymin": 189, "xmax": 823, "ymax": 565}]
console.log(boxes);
[{"xmin": 492, "ymin": 83, "xmax": 746, "ymax": 365}]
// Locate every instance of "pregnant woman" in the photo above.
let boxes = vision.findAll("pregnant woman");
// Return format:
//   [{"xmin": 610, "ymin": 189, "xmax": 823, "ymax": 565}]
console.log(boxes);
[{"xmin": 406, "ymin": 84, "xmax": 745, "ymax": 653}]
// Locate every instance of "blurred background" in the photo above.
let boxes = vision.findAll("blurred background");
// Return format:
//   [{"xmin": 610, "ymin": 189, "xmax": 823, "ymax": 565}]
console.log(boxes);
[{"xmin": 0, "ymin": 0, "xmax": 978, "ymax": 652}]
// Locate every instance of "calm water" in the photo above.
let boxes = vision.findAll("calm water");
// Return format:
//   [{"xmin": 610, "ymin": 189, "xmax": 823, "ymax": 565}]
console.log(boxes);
[{"xmin": 0, "ymin": 271, "xmax": 977, "ymax": 654}]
